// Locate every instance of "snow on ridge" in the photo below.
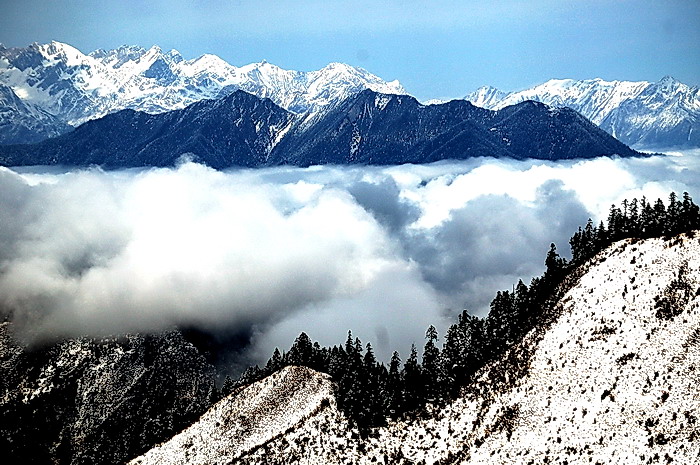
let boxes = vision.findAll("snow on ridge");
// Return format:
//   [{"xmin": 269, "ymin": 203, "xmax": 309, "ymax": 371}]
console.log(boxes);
[
  {"xmin": 466, "ymin": 77, "xmax": 700, "ymax": 148},
  {"xmin": 467, "ymin": 77, "xmax": 652, "ymax": 124},
  {"xmin": 129, "ymin": 366, "xmax": 338, "ymax": 465},
  {"xmin": 0, "ymin": 41, "xmax": 407, "ymax": 130}
]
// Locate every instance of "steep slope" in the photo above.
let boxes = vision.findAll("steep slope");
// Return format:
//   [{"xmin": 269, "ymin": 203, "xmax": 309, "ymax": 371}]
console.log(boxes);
[
  {"xmin": 0, "ymin": 89, "xmax": 641, "ymax": 168},
  {"xmin": 134, "ymin": 233, "xmax": 700, "ymax": 464},
  {"xmin": 466, "ymin": 77, "xmax": 700, "ymax": 149},
  {"xmin": 0, "ymin": 41, "xmax": 405, "ymax": 144},
  {"xmin": 130, "ymin": 366, "xmax": 338, "ymax": 465},
  {"xmin": 0, "ymin": 328, "xmax": 215, "ymax": 465}
]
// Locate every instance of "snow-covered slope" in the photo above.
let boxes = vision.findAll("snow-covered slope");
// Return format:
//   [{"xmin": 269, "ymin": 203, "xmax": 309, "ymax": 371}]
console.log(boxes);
[
  {"xmin": 134, "ymin": 233, "xmax": 700, "ymax": 464},
  {"xmin": 0, "ymin": 83, "xmax": 70, "ymax": 144},
  {"xmin": 130, "ymin": 366, "xmax": 339, "ymax": 465},
  {"xmin": 0, "ymin": 41, "xmax": 405, "ymax": 142},
  {"xmin": 466, "ymin": 77, "xmax": 700, "ymax": 149}
]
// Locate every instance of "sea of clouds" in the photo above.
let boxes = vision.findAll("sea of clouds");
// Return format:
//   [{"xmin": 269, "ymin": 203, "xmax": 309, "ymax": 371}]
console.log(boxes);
[{"xmin": 1, "ymin": 150, "xmax": 699, "ymax": 364}]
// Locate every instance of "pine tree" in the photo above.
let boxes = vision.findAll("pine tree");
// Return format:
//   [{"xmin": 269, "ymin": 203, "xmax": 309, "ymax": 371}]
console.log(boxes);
[
  {"xmin": 402, "ymin": 344, "xmax": 423, "ymax": 413},
  {"xmin": 422, "ymin": 325, "xmax": 442, "ymax": 402},
  {"xmin": 386, "ymin": 351, "xmax": 403, "ymax": 415},
  {"xmin": 680, "ymin": 192, "xmax": 700, "ymax": 231},
  {"xmin": 287, "ymin": 332, "xmax": 313, "ymax": 365},
  {"xmin": 544, "ymin": 243, "xmax": 566, "ymax": 285},
  {"xmin": 442, "ymin": 311, "xmax": 486, "ymax": 397},
  {"xmin": 221, "ymin": 375, "xmax": 235, "ymax": 397},
  {"xmin": 265, "ymin": 348, "xmax": 283, "ymax": 372},
  {"xmin": 667, "ymin": 192, "xmax": 681, "ymax": 235}
]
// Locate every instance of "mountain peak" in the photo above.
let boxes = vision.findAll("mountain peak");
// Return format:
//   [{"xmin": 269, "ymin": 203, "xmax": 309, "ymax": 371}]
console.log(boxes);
[
  {"xmin": 466, "ymin": 76, "xmax": 699, "ymax": 148},
  {"xmin": 0, "ymin": 41, "xmax": 408, "ymax": 136},
  {"xmin": 659, "ymin": 75, "xmax": 678, "ymax": 84}
]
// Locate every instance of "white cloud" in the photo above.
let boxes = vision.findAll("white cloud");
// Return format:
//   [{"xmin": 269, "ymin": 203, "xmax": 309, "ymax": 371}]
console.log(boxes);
[{"xmin": 1, "ymin": 151, "xmax": 698, "ymax": 364}]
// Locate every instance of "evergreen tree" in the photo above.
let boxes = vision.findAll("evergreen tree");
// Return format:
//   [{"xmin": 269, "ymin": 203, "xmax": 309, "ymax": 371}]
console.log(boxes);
[
  {"xmin": 402, "ymin": 344, "xmax": 423, "ymax": 413},
  {"xmin": 544, "ymin": 243, "xmax": 566, "ymax": 284},
  {"xmin": 640, "ymin": 197, "xmax": 655, "ymax": 237},
  {"xmin": 680, "ymin": 192, "xmax": 700, "ymax": 231},
  {"xmin": 653, "ymin": 198, "xmax": 667, "ymax": 236},
  {"xmin": 422, "ymin": 325, "xmax": 442, "ymax": 402},
  {"xmin": 265, "ymin": 348, "xmax": 283, "ymax": 372},
  {"xmin": 287, "ymin": 332, "xmax": 313, "ymax": 365},
  {"xmin": 667, "ymin": 192, "xmax": 681, "ymax": 235},
  {"xmin": 607, "ymin": 204, "xmax": 623, "ymax": 241},
  {"xmin": 386, "ymin": 351, "xmax": 403, "ymax": 415},
  {"xmin": 486, "ymin": 290, "xmax": 515, "ymax": 349},
  {"xmin": 442, "ymin": 311, "xmax": 486, "ymax": 397},
  {"xmin": 221, "ymin": 375, "xmax": 235, "ymax": 397}
]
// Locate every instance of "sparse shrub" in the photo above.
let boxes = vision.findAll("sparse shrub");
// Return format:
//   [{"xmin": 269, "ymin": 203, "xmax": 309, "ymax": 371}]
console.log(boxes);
[{"xmin": 655, "ymin": 262, "xmax": 693, "ymax": 320}]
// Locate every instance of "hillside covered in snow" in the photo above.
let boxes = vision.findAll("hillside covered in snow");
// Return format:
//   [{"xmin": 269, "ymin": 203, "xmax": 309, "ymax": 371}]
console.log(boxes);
[{"xmin": 132, "ymin": 232, "xmax": 700, "ymax": 464}]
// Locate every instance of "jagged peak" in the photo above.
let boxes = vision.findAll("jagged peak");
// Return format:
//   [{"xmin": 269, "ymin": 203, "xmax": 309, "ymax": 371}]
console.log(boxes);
[
  {"xmin": 146, "ymin": 44, "xmax": 162, "ymax": 54},
  {"xmin": 658, "ymin": 75, "xmax": 679, "ymax": 85},
  {"xmin": 318, "ymin": 61, "xmax": 360, "ymax": 72},
  {"xmin": 40, "ymin": 40, "xmax": 84, "ymax": 57}
]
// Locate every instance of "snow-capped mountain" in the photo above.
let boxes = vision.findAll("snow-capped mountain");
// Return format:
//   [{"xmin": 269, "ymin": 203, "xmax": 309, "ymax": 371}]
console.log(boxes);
[
  {"xmin": 130, "ymin": 232, "xmax": 700, "ymax": 464},
  {"xmin": 0, "ymin": 41, "xmax": 405, "ymax": 143},
  {"xmin": 466, "ymin": 77, "xmax": 700, "ymax": 149},
  {"xmin": 0, "ymin": 83, "xmax": 70, "ymax": 144}
]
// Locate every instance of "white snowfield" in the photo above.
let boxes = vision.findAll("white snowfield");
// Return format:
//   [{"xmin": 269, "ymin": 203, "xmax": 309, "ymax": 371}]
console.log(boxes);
[
  {"xmin": 133, "ymin": 233, "xmax": 700, "ymax": 464},
  {"xmin": 466, "ymin": 78, "xmax": 651, "ymax": 124},
  {"xmin": 0, "ymin": 41, "xmax": 406, "ymax": 126}
]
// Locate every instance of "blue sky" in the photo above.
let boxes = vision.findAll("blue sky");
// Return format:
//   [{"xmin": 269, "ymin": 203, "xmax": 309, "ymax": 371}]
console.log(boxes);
[{"xmin": 1, "ymin": 0, "xmax": 698, "ymax": 100}]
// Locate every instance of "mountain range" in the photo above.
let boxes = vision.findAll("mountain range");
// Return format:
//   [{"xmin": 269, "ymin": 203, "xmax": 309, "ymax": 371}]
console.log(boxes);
[
  {"xmin": 0, "ymin": 88, "xmax": 641, "ymax": 168},
  {"xmin": 465, "ymin": 76, "xmax": 700, "ymax": 149},
  {"xmin": 0, "ymin": 41, "xmax": 404, "ymax": 145},
  {"xmin": 1, "ymin": 41, "xmax": 698, "ymax": 151}
]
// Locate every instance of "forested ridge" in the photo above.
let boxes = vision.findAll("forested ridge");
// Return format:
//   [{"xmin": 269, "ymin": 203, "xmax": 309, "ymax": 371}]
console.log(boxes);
[{"xmin": 224, "ymin": 192, "xmax": 700, "ymax": 431}]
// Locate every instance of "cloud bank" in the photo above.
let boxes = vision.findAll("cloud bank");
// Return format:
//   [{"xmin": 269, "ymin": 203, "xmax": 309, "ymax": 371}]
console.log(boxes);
[{"xmin": 1, "ymin": 151, "xmax": 699, "ymax": 363}]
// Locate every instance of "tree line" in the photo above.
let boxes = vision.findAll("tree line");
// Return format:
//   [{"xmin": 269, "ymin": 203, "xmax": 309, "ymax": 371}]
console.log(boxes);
[{"xmin": 223, "ymin": 192, "xmax": 700, "ymax": 431}]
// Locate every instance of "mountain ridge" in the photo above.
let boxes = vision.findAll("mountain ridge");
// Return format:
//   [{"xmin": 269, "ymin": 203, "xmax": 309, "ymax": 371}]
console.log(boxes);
[
  {"xmin": 0, "ymin": 41, "xmax": 405, "ymax": 144},
  {"xmin": 465, "ymin": 76, "xmax": 700, "ymax": 149},
  {"xmin": 0, "ymin": 88, "xmax": 643, "ymax": 168},
  {"xmin": 2, "ymin": 41, "xmax": 697, "ymax": 149}
]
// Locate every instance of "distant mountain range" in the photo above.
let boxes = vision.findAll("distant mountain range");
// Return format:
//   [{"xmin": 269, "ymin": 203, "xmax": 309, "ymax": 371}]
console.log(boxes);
[
  {"xmin": 0, "ymin": 41, "xmax": 404, "ymax": 145},
  {"xmin": 0, "ymin": 40, "xmax": 693, "ymax": 163},
  {"xmin": 465, "ymin": 76, "xmax": 700, "ymax": 149},
  {"xmin": 0, "ymin": 88, "xmax": 641, "ymax": 168}
]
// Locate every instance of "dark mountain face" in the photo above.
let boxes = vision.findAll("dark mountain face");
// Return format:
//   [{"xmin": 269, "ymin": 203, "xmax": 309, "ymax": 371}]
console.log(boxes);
[
  {"xmin": 273, "ymin": 92, "xmax": 506, "ymax": 165},
  {"xmin": 0, "ymin": 324, "xmax": 215, "ymax": 465},
  {"xmin": 488, "ymin": 100, "xmax": 637, "ymax": 160},
  {"xmin": 277, "ymin": 91, "xmax": 639, "ymax": 165},
  {"xmin": 0, "ymin": 90, "xmax": 294, "ymax": 169},
  {"xmin": 0, "ymin": 89, "xmax": 642, "ymax": 169}
]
